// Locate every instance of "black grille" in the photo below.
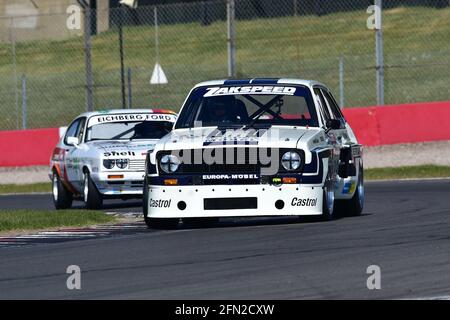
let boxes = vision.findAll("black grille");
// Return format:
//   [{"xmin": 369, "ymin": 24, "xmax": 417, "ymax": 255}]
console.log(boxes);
[{"xmin": 204, "ymin": 197, "xmax": 257, "ymax": 210}]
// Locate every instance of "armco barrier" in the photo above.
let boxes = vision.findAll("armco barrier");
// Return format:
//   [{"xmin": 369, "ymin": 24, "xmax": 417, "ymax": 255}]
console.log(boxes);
[
  {"xmin": 342, "ymin": 107, "xmax": 380, "ymax": 146},
  {"xmin": 0, "ymin": 128, "xmax": 60, "ymax": 167},
  {"xmin": 1, "ymin": 101, "xmax": 450, "ymax": 167},
  {"xmin": 342, "ymin": 100, "xmax": 450, "ymax": 146}
]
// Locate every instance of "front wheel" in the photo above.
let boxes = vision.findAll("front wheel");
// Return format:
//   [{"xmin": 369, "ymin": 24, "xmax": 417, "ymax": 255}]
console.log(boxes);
[
  {"xmin": 83, "ymin": 172, "xmax": 103, "ymax": 209},
  {"xmin": 335, "ymin": 165, "xmax": 365, "ymax": 217},
  {"xmin": 320, "ymin": 174, "xmax": 335, "ymax": 221},
  {"xmin": 143, "ymin": 175, "xmax": 149, "ymax": 218},
  {"xmin": 52, "ymin": 172, "xmax": 73, "ymax": 210}
]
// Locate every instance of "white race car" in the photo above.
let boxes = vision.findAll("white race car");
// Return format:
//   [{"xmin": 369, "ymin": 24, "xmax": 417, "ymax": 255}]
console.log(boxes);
[
  {"xmin": 144, "ymin": 79, "xmax": 364, "ymax": 229},
  {"xmin": 49, "ymin": 109, "xmax": 177, "ymax": 209}
]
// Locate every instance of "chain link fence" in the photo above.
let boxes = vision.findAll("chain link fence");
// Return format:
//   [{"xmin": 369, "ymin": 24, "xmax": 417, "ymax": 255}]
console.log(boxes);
[{"xmin": 0, "ymin": 0, "xmax": 449, "ymax": 130}]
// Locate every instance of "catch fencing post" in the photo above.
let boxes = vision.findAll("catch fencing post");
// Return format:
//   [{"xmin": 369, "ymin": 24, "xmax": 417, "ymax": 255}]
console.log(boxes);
[
  {"xmin": 83, "ymin": 4, "xmax": 94, "ymax": 112},
  {"xmin": 375, "ymin": 0, "xmax": 384, "ymax": 105},
  {"xmin": 154, "ymin": 6, "xmax": 159, "ymax": 66},
  {"xmin": 339, "ymin": 56, "xmax": 345, "ymax": 108},
  {"xmin": 118, "ymin": 5, "xmax": 126, "ymax": 109},
  {"xmin": 10, "ymin": 18, "xmax": 19, "ymax": 130},
  {"xmin": 21, "ymin": 74, "xmax": 27, "ymax": 129},
  {"xmin": 227, "ymin": 0, "xmax": 236, "ymax": 78},
  {"xmin": 127, "ymin": 67, "xmax": 132, "ymax": 109}
]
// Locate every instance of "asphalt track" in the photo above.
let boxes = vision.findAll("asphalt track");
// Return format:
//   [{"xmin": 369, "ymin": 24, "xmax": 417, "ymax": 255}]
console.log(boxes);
[{"xmin": 0, "ymin": 179, "xmax": 450, "ymax": 299}]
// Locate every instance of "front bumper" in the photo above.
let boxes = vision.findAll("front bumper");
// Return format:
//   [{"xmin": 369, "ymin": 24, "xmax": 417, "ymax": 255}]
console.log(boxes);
[
  {"xmin": 91, "ymin": 171, "xmax": 145, "ymax": 196},
  {"xmin": 147, "ymin": 183, "xmax": 324, "ymax": 218}
]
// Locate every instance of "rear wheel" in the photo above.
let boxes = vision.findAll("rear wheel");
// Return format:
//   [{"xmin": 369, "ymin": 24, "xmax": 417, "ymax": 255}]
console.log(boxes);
[
  {"xmin": 52, "ymin": 172, "xmax": 73, "ymax": 209},
  {"xmin": 346, "ymin": 166, "xmax": 365, "ymax": 216},
  {"xmin": 83, "ymin": 172, "xmax": 103, "ymax": 209}
]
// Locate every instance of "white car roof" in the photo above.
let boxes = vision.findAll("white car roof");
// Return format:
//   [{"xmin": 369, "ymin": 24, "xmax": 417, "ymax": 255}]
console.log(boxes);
[{"xmin": 193, "ymin": 78, "xmax": 328, "ymax": 89}]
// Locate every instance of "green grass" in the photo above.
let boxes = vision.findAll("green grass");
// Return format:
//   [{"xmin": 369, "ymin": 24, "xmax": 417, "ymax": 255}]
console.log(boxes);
[
  {"xmin": 0, "ymin": 6, "xmax": 449, "ymax": 129},
  {"xmin": 0, "ymin": 209, "xmax": 115, "ymax": 233},
  {"xmin": 365, "ymin": 165, "xmax": 450, "ymax": 180},
  {"xmin": 0, "ymin": 183, "xmax": 51, "ymax": 194}
]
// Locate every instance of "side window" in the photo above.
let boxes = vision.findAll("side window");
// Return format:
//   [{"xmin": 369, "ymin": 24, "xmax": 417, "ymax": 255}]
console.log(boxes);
[
  {"xmin": 64, "ymin": 119, "xmax": 81, "ymax": 145},
  {"xmin": 313, "ymin": 88, "xmax": 331, "ymax": 124},
  {"xmin": 322, "ymin": 90, "xmax": 344, "ymax": 121}
]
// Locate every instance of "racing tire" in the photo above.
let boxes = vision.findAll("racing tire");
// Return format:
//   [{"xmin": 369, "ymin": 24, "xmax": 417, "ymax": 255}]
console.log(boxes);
[
  {"xmin": 83, "ymin": 172, "xmax": 103, "ymax": 210},
  {"xmin": 182, "ymin": 217, "xmax": 220, "ymax": 228},
  {"xmin": 52, "ymin": 172, "xmax": 73, "ymax": 210},
  {"xmin": 143, "ymin": 174, "xmax": 149, "ymax": 218},
  {"xmin": 319, "ymin": 173, "xmax": 335, "ymax": 221},
  {"xmin": 336, "ymin": 165, "xmax": 364, "ymax": 217}
]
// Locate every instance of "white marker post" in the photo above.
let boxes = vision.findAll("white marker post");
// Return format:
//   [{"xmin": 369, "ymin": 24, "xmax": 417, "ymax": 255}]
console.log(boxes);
[{"xmin": 150, "ymin": 6, "xmax": 168, "ymax": 85}]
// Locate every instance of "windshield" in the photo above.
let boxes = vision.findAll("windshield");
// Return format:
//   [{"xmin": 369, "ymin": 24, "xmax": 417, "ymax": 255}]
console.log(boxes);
[
  {"xmin": 85, "ymin": 121, "xmax": 173, "ymax": 141},
  {"xmin": 175, "ymin": 85, "xmax": 318, "ymax": 129}
]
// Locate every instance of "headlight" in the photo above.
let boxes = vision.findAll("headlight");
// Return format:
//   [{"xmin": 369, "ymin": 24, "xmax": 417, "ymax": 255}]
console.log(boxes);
[
  {"xmin": 103, "ymin": 159, "xmax": 115, "ymax": 169},
  {"xmin": 160, "ymin": 154, "xmax": 180, "ymax": 173},
  {"xmin": 281, "ymin": 151, "xmax": 301, "ymax": 171},
  {"xmin": 115, "ymin": 158, "xmax": 129, "ymax": 169}
]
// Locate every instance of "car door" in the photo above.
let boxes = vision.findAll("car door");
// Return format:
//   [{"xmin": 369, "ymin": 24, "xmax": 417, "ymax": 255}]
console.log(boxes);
[
  {"xmin": 63, "ymin": 117, "xmax": 86, "ymax": 192},
  {"xmin": 313, "ymin": 87, "xmax": 337, "ymax": 144},
  {"xmin": 321, "ymin": 88, "xmax": 361, "ymax": 179},
  {"xmin": 313, "ymin": 87, "xmax": 342, "ymax": 180},
  {"xmin": 320, "ymin": 88, "xmax": 348, "ymax": 146}
]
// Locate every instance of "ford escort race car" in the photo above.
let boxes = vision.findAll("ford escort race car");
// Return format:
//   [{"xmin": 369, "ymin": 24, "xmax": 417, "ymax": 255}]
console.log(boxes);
[
  {"xmin": 50, "ymin": 109, "xmax": 177, "ymax": 209},
  {"xmin": 144, "ymin": 79, "xmax": 364, "ymax": 229}
]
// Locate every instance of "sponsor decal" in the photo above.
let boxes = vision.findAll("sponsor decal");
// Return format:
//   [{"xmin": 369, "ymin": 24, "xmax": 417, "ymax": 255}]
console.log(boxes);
[
  {"xmin": 343, "ymin": 181, "xmax": 356, "ymax": 194},
  {"xmin": 149, "ymin": 198, "xmax": 171, "ymax": 208},
  {"xmin": 88, "ymin": 114, "xmax": 176, "ymax": 127},
  {"xmin": 203, "ymin": 128, "xmax": 267, "ymax": 146},
  {"xmin": 204, "ymin": 86, "xmax": 297, "ymax": 97},
  {"xmin": 98, "ymin": 143, "xmax": 154, "ymax": 150},
  {"xmin": 291, "ymin": 197, "xmax": 317, "ymax": 207},
  {"xmin": 351, "ymin": 145, "xmax": 362, "ymax": 157},
  {"xmin": 272, "ymin": 177, "xmax": 282, "ymax": 186},
  {"xmin": 104, "ymin": 151, "xmax": 136, "ymax": 157},
  {"xmin": 96, "ymin": 144, "xmax": 154, "ymax": 156},
  {"xmin": 202, "ymin": 174, "xmax": 259, "ymax": 180},
  {"xmin": 52, "ymin": 147, "xmax": 66, "ymax": 162}
]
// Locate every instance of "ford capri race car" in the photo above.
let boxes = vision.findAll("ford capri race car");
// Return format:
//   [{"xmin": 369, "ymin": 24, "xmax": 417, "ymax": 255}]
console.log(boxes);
[
  {"xmin": 144, "ymin": 79, "xmax": 364, "ymax": 229},
  {"xmin": 50, "ymin": 109, "xmax": 177, "ymax": 210}
]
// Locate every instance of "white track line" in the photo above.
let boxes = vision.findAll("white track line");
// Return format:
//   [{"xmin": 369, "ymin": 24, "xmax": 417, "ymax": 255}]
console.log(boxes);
[
  {"xmin": 0, "ymin": 192, "xmax": 52, "ymax": 196},
  {"xmin": 412, "ymin": 294, "xmax": 450, "ymax": 300},
  {"xmin": 366, "ymin": 177, "xmax": 450, "ymax": 183}
]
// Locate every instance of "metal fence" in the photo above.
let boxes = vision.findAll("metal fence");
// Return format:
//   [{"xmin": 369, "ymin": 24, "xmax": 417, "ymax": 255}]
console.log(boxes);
[{"xmin": 1, "ymin": 0, "xmax": 449, "ymax": 130}]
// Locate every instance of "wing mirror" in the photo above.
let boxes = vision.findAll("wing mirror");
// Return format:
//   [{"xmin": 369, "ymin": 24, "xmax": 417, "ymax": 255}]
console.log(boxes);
[
  {"xmin": 66, "ymin": 136, "xmax": 80, "ymax": 147},
  {"xmin": 326, "ymin": 119, "xmax": 341, "ymax": 130}
]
